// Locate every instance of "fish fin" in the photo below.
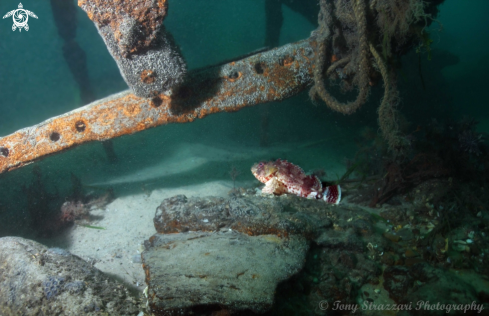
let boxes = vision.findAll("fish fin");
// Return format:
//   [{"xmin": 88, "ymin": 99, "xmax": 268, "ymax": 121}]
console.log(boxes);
[
  {"xmin": 273, "ymin": 182, "xmax": 288, "ymax": 195},
  {"xmin": 303, "ymin": 175, "xmax": 322, "ymax": 191},
  {"xmin": 262, "ymin": 178, "xmax": 280, "ymax": 195},
  {"xmin": 323, "ymin": 185, "xmax": 341, "ymax": 204}
]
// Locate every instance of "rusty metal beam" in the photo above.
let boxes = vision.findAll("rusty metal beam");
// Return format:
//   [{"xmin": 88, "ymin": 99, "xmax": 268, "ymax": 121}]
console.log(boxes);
[
  {"xmin": 0, "ymin": 40, "xmax": 316, "ymax": 174},
  {"xmin": 77, "ymin": 0, "xmax": 187, "ymax": 97}
]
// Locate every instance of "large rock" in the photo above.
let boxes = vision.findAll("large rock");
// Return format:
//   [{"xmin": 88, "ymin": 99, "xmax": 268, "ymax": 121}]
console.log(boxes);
[
  {"xmin": 143, "ymin": 193, "xmax": 379, "ymax": 315},
  {"xmin": 0, "ymin": 237, "xmax": 139, "ymax": 316},
  {"xmin": 143, "ymin": 231, "xmax": 308, "ymax": 313},
  {"xmin": 152, "ymin": 194, "xmax": 336, "ymax": 238}
]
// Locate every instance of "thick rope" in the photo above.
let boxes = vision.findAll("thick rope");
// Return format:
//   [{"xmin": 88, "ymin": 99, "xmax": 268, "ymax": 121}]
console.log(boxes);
[
  {"xmin": 311, "ymin": 0, "xmax": 409, "ymax": 154},
  {"xmin": 326, "ymin": 57, "xmax": 350, "ymax": 76},
  {"xmin": 369, "ymin": 43, "xmax": 407, "ymax": 154},
  {"xmin": 311, "ymin": 0, "xmax": 370, "ymax": 114}
]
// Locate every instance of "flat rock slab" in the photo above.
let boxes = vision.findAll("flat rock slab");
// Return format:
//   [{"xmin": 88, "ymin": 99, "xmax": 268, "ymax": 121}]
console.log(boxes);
[
  {"xmin": 153, "ymin": 194, "xmax": 337, "ymax": 238},
  {"xmin": 0, "ymin": 237, "xmax": 139, "ymax": 316},
  {"xmin": 142, "ymin": 231, "xmax": 308, "ymax": 313}
]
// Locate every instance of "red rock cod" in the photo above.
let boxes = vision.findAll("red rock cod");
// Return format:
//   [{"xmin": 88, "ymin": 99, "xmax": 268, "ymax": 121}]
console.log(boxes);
[{"xmin": 251, "ymin": 159, "xmax": 341, "ymax": 204}]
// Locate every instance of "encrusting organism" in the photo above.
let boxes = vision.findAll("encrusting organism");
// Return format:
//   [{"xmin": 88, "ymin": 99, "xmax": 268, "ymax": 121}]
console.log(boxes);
[{"xmin": 309, "ymin": 0, "xmax": 443, "ymax": 155}]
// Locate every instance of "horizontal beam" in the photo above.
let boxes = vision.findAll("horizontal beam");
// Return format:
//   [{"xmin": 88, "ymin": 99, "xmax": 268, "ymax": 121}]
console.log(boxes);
[{"xmin": 0, "ymin": 39, "xmax": 316, "ymax": 174}]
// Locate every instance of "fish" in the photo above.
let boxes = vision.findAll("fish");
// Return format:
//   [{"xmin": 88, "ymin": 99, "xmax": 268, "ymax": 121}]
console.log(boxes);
[{"xmin": 251, "ymin": 159, "xmax": 341, "ymax": 204}]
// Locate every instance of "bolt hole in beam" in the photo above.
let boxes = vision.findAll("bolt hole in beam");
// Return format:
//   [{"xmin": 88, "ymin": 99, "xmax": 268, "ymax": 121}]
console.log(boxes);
[
  {"xmin": 225, "ymin": 71, "xmax": 242, "ymax": 82},
  {"xmin": 254, "ymin": 62, "xmax": 266, "ymax": 74},
  {"xmin": 0, "ymin": 40, "xmax": 316, "ymax": 174},
  {"xmin": 150, "ymin": 96, "xmax": 163, "ymax": 108},
  {"xmin": 50, "ymin": 132, "xmax": 61, "ymax": 142},
  {"xmin": 75, "ymin": 121, "xmax": 86, "ymax": 132},
  {"xmin": 0, "ymin": 147, "xmax": 8, "ymax": 157},
  {"xmin": 228, "ymin": 71, "xmax": 240, "ymax": 79}
]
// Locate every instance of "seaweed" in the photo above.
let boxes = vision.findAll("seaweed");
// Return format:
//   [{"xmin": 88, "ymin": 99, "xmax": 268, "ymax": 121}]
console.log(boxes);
[
  {"xmin": 369, "ymin": 153, "xmax": 449, "ymax": 207},
  {"xmin": 78, "ymin": 224, "xmax": 106, "ymax": 230},
  {"xmin": 334, "ymin": 161, "xmax": 361, "ymax": 185}
]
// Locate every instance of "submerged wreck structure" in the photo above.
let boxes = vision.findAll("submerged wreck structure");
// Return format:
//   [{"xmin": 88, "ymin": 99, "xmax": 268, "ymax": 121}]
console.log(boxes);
[
  {"xmin": 0, "ymin": 0, "xmax": 443, "ymax": 173},
  {"xmin": 5, "ymin": 1, "xmax": 489, "ymax": 316}
]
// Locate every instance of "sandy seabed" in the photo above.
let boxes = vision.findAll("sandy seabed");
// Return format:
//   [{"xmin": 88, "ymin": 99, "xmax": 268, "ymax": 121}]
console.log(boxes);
[
  {"xmin": 50, "ymin": 181, "xmax": 231, "ymax": 293},
  {"xmin": 44, "ymin": 141, "xmax": 350, "ymax": 293}
]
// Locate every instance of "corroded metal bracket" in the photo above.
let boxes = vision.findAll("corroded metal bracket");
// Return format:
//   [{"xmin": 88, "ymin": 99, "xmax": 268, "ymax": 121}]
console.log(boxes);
[
  {"xmin": 77, "ymin": 0, "xmax": 187, "ymax": 97},
  {"xmin": 0, "ymin": 40, "xmax": 316, "ymax": 174}
]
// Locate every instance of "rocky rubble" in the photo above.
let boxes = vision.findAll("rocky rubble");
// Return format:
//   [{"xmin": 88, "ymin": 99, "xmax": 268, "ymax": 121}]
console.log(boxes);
[{"xmin": 142, "ymin": 191, "xmax": 489, "ymax": 315}]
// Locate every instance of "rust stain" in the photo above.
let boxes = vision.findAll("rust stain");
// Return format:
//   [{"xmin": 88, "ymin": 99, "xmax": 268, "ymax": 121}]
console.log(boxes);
[
  {"xmin": 281, "ymin": 56, "xmax": 295, "ymax": 67},
  {"xmin": 122, "ymin": 103, "xmax": 142, "ymax": 117},
  {"xmin": 224, "ymin": 71, "xmax": 242, "ymax": 82},
  {"xmin": 78, "ymin": 0, "xmax": 168, "ymax": 56},
  {"xmin": 140, "ymin": 69, "xmax": 156, "ymax": 84},
  {"xmin": 155, "ymin": 220, "xmax": 290, "ymax": 239}
]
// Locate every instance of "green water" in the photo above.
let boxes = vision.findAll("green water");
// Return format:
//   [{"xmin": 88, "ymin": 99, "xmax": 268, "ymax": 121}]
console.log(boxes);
[{"xmin": 0, "ymin": 0, "xmax": 488, "ymax": 277}]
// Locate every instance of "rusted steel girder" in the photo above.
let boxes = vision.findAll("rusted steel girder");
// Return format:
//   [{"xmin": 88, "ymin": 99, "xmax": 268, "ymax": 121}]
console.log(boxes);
[
  {"xmin": 0, "ymin": 40, "xmax": 316, "ymax": 174},
  {"xmin": 77, "ymin": 0, "xmax": 187, "ymax": 97},
  {"xmin": 78, "ymin": 0, "xmax": 169, "ymax": 57}
]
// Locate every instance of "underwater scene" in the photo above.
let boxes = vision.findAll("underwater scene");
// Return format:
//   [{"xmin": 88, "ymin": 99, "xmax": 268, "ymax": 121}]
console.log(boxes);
[{"xmin": 0, "ymin": 0, "xmax": 489, "ymax": 315}]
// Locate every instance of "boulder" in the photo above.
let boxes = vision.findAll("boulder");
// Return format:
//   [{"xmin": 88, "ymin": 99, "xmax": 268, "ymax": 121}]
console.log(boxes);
[
  {"xmin": 143, "ymin": 193, "xmax": 378, "ymax": 315},
  {"xmin": 143, "ymin": 231, "xmax": 308, "ymax": 313},
  {"xmin": 0, "ymin": 237, "xmax": 139, "ymax": 316}
]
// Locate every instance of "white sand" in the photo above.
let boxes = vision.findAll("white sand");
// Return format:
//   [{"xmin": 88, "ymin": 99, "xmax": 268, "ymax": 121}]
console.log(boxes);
[{"xmin": 50, "ymin": 181, "xmax": 232, "ymax": 293}]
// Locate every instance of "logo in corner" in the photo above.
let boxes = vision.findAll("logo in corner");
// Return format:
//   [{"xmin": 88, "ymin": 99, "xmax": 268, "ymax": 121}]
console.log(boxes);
[{"xmin": 3, "ymin": 3, "xmax": 38, "ymax": 32}]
